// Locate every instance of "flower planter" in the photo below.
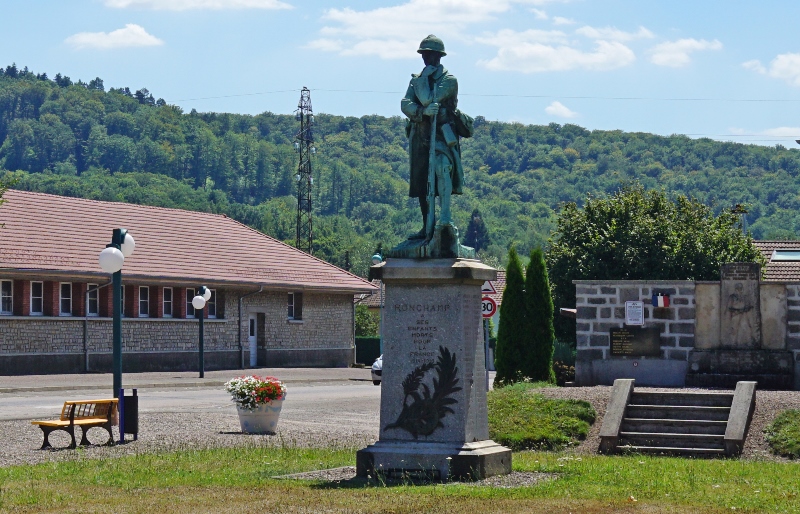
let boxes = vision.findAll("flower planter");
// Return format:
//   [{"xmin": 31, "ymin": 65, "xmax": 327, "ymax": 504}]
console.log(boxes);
[{"xmin": 236, "ymin": 398, "xmax": 284, "ymax": 434}]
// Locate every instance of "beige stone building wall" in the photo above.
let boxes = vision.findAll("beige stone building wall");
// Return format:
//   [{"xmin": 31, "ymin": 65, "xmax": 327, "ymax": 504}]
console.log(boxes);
[{"xmin": 0, "ymin": 287, "xmax": 355, "ymax": 373}]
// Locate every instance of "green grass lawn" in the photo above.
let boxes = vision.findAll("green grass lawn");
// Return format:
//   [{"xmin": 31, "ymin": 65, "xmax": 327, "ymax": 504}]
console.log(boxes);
[
  {"xmin": 1, "ymin": 447, "xmax": 799, "ymax": 513},
  {"xmin": 488, "ymin": 382, "xmax": 596, "ymax": 450},
  {"xmin": 765, "ymin": 410, "xmax": 800, "ymax": 459}
]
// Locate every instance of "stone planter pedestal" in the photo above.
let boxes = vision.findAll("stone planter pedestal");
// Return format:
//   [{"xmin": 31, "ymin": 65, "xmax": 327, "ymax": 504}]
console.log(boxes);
[{"xmin": 236, "ymin": 398, "xmax": 283, "ymax": 434}]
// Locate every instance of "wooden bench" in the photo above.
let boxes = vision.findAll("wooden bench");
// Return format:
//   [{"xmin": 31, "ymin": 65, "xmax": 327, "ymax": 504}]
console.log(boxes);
[{"xmin": 31, "ymin": 399, "xmax": 118, "ymax": 449}]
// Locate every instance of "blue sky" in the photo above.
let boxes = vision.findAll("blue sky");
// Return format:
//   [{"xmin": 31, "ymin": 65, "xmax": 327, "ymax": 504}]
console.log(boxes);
[{"xmin": 3, "ymin": 0, "xmax": 800, "ymax": 146}]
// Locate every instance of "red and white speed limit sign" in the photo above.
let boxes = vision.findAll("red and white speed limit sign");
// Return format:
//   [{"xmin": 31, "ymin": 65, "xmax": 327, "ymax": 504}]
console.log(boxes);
[{"xmin": 481, "ymin": 297, "xmax": 497, "ymax": 318}]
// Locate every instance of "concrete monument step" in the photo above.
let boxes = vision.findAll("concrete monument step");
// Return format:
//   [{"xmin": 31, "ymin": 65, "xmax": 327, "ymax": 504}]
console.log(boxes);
[
  {"xmin": 617, "ymin": 445, "xmax": 726, "ymax": 456},
  {"xmin": 685, "ymin": 373, "xmax": 794, "ymax": 390},
  {"xmin": 688, "ymin": 349, "xmax": 794, "ymax": 375},
  {"xmin": 630, "ymin": 391, "xmax": 734, "ymax": 407},
  {"xmin": 618, "ymin": 432, "xmax": 725, "ymax": 450},
  {"xmin": 599, "ymin": 379, "xmax": 757, "ymax": 457},
  {"xmin": 625, "ymin": 404, "xmax": 731, "ymax": 422},
  {"xmin": 621, "ymin": 418, "xmax": 728, "ymax": 435}
]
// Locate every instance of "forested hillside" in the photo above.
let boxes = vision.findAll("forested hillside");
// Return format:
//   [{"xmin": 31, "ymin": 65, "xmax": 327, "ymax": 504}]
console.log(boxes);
[{"xmin": 2, "ymin": 63, "xmax": 800, "ymax": 277}]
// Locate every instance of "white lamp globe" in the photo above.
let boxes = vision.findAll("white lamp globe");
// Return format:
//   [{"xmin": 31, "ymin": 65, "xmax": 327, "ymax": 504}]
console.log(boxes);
[
  {"xmin": 192, "ymin": 295, "xmax": 206, "ymax": 310},
  {"xmin": 99, "ymin": 247, "xmax": 125, "ymax": 273},
  {"xmin": 371, "ymin": 254, "xmax": 383, "ymax": 265},
  {"xmin": 120, "ymin": 233, "xmax": 135, "ymax": 258},
  {"xmin": 202, "ymin": 288, "xmax": 212, "ymax": 301}
]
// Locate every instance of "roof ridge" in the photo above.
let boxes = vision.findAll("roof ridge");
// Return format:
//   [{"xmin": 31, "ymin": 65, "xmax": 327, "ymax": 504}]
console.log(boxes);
[
  {"xmin": 7, "ymin": 188, "xmax": 225, "ymax": 220},
  {"xmin": 224, "ymin": 216, "xmax": 375, "ymax": 287}
]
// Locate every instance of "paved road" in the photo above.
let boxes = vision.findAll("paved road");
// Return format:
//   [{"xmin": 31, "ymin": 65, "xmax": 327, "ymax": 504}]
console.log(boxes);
[{"xmin": 0, "ymin": 381, "xmax": 383, "ymax": 421}]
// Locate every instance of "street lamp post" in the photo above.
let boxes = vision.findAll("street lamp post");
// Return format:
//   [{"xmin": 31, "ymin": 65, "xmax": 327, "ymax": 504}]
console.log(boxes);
[
  {"xmin": 371, "ymin": 253, "xmax": 383, "ymax": 354},
  {"xmin": 192, "ymin": 287, "xmax": 212, "ymax": 378},
  {"xmin": 98, "ymin": 228, "xmax": 135, "ymax": 398}
]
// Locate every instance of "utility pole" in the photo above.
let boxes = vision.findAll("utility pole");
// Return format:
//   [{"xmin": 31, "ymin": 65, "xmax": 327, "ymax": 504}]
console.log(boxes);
[{"xmin": 295, "ymin": 87, "xmax": 315, "ymax": 254}]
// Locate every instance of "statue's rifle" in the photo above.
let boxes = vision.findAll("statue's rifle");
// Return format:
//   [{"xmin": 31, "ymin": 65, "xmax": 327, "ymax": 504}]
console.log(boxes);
[{"xmin": 425, "ymin": 80, "xmax": 438, "ymax": 242}]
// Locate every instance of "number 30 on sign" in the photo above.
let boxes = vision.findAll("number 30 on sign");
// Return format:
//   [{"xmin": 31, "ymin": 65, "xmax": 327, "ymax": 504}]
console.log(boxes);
[{"xmin": 481, "ymin": 297, "xmax": 497, "ymax": 318}]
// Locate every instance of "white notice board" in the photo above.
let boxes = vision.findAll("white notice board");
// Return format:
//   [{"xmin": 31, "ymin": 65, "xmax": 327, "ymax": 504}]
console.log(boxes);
[{"xmin": 625, "ymin": 301, "xmax": 644, "ymax": 326}]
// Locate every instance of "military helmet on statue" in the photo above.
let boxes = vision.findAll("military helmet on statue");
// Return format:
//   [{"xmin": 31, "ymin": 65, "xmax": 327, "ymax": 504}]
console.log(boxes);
[{"xmin": 417, "ymin": 34, "xmax": 446, "ymax": 56}]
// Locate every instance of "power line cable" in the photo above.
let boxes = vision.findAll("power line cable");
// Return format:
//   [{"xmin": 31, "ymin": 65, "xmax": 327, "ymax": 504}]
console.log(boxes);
[{"xmin": 173, "ymin": 87, "xmax": 800, "ymax": 104}]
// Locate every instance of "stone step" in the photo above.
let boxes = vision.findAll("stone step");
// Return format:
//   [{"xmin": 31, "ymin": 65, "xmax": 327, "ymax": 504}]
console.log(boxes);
[
  {"xmin": 619, "ymin": 432, "xmax": 725, "ymax": 450},
  {"xmin": 617, "ymin": 445, "xmax": 727, "ymax": 456},
  {"xmin": 685, "ymin": 373, "xmax": 794, "ymax": 390},
  {"xmin": 626, "ymin": 404, "xmax": 730, "ymax": 421},
  {"xmin": 621, "ymin": 418, "xmax": 727, "ymax": 435},
  {"xmin": 631, "ymin": 391, "xmax": 733, "ymax": 408}
]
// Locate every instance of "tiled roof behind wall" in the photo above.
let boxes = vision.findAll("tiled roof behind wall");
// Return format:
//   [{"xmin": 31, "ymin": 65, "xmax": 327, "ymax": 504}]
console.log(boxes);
[
  {"xmin": 753, "ymin": 240, "xmax": 800, "ymax": 282},
  {"xmin": 0, "ymin": 190, "xmax": 376, "ymax": 293}
]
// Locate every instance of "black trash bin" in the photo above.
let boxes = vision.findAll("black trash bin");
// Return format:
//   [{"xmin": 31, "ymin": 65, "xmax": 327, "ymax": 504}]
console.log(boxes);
[{"xmin": 119, "ymin": 388, "xmax": 139, "ymax": 442}]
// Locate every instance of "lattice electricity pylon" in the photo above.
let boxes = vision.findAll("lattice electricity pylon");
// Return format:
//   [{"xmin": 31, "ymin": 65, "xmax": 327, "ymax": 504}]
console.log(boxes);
[{"xmin": 294, "ymin": 87, "xmax": 315, "ymax": 254}]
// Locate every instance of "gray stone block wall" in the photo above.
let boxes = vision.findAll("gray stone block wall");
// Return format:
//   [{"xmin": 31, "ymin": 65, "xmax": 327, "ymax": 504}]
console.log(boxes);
[{"xmin": 575, "ymin": 281, "xmax": 696, "ymax": 362}]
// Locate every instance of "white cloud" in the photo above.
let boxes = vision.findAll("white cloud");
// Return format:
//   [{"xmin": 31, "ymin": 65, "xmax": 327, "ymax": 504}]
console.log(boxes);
[
  {"xmin": 309, "ymin": 0, "xmax": 569, "ymax": 59},
  {"xmin": 552, "ymin": 16, "xmax": 575, "ymax": 26},
  {"xmin": 531, "ymin": 8, "xmax": 548, "ymax": 19},
  {"xmin": 761, "ymin": 126, "xmax": 800, "ymax": 137},
  {"xmin": 545, "ymin": 101, "xmax": 577, "ymax": 118},
  {"xmin": 478, "ymin": 29, "xmax": 635, "ymax": 72},
  {"xmin": 649, "ymin": 38, "xmax": 722, "ymax": 67},
  {"xmin": 742, "ymin": 59, "xmax": 767, "ymax": 74},
  {"xmin": 576, "ymin": 25, "xmax": 654, "ymax": 42},
  {"xmin": 765, "ymin": 53, "xmax": 800, "ymax": 87},
  {"xmin": 105, "ymin": 0, "xmax": 291, "ymax": 9},
  {"xmin": 65, "ymin": 24, "xmax": 163, "ymax": 49}
]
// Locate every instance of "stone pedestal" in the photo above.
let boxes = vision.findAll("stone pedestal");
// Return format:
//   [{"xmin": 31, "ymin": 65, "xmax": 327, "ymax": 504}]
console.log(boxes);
[{"xmin": 356, "ymin": 258, "xmax": 512, "ymax": 481}]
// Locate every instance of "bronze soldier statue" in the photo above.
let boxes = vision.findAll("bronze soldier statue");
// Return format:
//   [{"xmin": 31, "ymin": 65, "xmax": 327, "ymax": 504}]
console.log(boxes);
[{"xmin": 401, "ymin": 35, "xmax": 473, "ymax": 241}]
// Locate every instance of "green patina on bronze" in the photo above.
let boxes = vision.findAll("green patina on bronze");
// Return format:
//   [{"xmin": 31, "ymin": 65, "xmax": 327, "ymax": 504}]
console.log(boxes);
[{"xmin": 387, "ymin": 35, "xmax": 476, "ymax": 259}]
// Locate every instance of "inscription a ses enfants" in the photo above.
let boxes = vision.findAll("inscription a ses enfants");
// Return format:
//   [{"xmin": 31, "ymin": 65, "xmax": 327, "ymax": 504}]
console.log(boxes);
[{"xmin": 394, "ymin": 303, "xmax": 451, "ymax": 365}]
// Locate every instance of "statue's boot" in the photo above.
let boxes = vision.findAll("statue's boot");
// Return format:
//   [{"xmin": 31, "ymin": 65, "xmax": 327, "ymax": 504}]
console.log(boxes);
[{"xmin": 408, "ymin": 228, "xmax": 427, "ymax": 240}]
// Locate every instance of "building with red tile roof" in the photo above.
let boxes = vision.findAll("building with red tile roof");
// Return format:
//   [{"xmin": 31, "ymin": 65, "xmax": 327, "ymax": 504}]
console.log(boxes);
[
  {"xmin": 753, "ymin": 240, "xmax": 800, "ymax": 282},
  {"xmin": 0, "ymin": 190, "xmax": 376, "ymax": 375}
]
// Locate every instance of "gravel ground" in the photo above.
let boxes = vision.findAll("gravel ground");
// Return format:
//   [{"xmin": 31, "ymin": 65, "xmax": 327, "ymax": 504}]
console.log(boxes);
[{"xmin": 2, "ymin": 386, "xmax": 799, "ymax": 470}]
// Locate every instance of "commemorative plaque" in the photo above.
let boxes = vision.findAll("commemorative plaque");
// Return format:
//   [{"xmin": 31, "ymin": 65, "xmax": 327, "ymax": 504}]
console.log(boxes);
[{"xmin": 610, "ymin": 326, "xmax": 661, "ymax": 356}]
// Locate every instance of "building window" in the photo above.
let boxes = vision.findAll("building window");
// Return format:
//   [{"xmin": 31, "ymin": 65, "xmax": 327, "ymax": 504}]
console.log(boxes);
[
  {"xmin": 207, "ymin": 289, "xmax": 217, "ymax": 318},
  {"xmin": 186, "ymin": 288, "xmax": 196, "ymax": 318},
  {"xmin": 60, "ymin": 282, "xmax": 72, "ymax": 316},
  {"xmin": 0, "ymin": 280, "xmax": 12, "ymax": 315},
  {"xmin": 87, "ymin": 283, "xmax": 99, "ymax": 316},
  {"xmin": 288, "ymin": 292, "xmax": 303, "ymax": 320},
  {"xmin": 771, "ymin": 250, "xmax": 800, "ymax": 261},
  {"xmin": 30, "ymin": 281, "xmax": 43, "ymax": 315},
  {"xmin": 163, "ymin": 287, "xmax": 173, "ymax": 318},
  {"xmin": 139, "ymin": 286, "xmax": 149, "ymax": 317}
]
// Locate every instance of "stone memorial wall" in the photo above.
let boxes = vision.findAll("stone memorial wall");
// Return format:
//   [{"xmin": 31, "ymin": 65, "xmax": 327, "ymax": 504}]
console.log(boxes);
[{"xmin": 575, "ymin": 276, "xmax": 800, "ymax": 390}]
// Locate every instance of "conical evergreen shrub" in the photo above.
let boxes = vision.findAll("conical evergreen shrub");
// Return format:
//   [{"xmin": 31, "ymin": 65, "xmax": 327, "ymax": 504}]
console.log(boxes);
[
  {"xmin": 494, "ymin": 246, "xmax": 526, "ymax": 386},
  {"xmin": 523, "ymin": 248, "xmax": 556, "ymax": 383}
]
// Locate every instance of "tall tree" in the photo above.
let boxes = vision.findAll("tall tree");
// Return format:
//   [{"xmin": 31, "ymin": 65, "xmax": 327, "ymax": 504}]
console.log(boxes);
[
  {"xmin": 523, "ymin": 248, "xmax": 555, "ymax": 383},
  {"xmin": 464, "ymin": 208, "xmax": 490, "ymax": 251},
  {"xmin": 494, "ymin": 246, "xmax": 526, "ymax": 386}
]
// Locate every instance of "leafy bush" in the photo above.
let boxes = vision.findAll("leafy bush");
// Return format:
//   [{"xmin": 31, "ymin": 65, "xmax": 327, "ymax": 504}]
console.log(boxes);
[
  {"xmin": 487, "ymin": 382, "xmax": 595, "ymax": 451},
  {"xmin": 552, "ymin": 362, "xmax": 575, "ymax": 386},
  {"xmin": 765, "ymin": 410, "xmax": 800, "ymax": 458}
]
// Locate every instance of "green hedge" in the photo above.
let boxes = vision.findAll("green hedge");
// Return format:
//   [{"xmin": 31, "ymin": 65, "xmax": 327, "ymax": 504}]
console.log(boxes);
[{"xmin": 355, "ymin": 337, "xmax": 381, "ymax": 365}]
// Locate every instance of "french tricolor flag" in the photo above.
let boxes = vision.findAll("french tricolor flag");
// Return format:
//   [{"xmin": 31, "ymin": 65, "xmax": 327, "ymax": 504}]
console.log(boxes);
[{"xmin": 652, "ymin": 294, "xmax": 670, "ymax": 307}]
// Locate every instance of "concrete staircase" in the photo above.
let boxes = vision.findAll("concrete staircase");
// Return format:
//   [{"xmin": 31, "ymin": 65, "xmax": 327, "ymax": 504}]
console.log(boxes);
[{"xmin": 599, "ymin": 380, "xmax": 756, "ymax": 457}]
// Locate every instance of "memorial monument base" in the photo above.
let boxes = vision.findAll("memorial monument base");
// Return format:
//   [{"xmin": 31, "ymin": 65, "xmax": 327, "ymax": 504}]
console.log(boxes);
[
  {"xmin": 359, "ymin": 258, "xmax": 511, "ymax": 482},
  {"xmin": 356, "ymin": 440, "xmax": 511, "ymax": 481},
  {"xmin": 686, "ymin": 349, "xmax": 795, "ymax": 389},
  {"xmin": 386, "ymin": 224, "xmax": 476, "ymax": 259}
]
